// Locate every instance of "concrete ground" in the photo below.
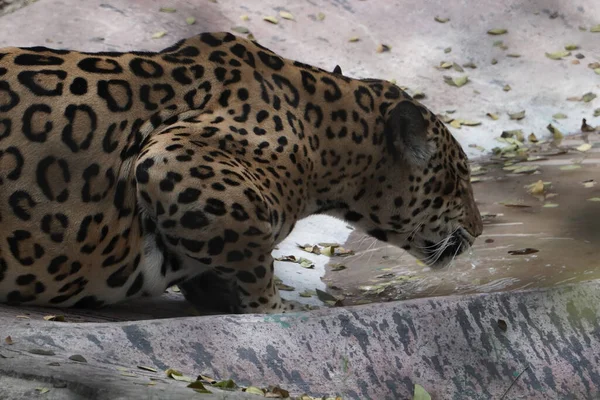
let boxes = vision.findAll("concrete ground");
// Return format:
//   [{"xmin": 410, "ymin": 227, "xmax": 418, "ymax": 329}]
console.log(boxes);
[{"xmin": 0, "ymin": 0, "xmax": 599, "ymax": 399}]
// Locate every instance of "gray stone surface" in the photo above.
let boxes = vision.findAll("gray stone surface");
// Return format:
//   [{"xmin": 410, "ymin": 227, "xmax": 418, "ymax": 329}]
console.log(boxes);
[
  {"xmin": 2, "ymin": 282, "xmax": 600, "ymax": 399},
  {"xmin": 1, "ymin": 1, "xmax": 599, "ymax": 399}
]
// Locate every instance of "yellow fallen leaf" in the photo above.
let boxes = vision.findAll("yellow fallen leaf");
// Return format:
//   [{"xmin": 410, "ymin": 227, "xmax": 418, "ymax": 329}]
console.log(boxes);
[
  {"xmin": 240, "ymin": 15, "xmax": 249, "ymax": 21},
  {"xmin": 348, "ymin": 36, "xmax": 360, "ymax": 42},
  {"xmin": 487, "ymin": 28, "xmax": 508, "ymax": 35},
  {"xmin": 185, "ymin": 17, "xmax": 196, "ymax": 25},
  {"xmin": 560, "ymin": 164, "xmax": 581, "ymax": 171},
  {"xmin": 527, "ymin": 180, "xmax": 545, "ymax": 195},
  {"xmin": 503, "ymin": 84, "xmax": 511, "ymax": 91},
  {"xmin": 413, "ymin": 384, "xmax": 432, "ymax": 400},
  {"xmin": 508, "ymin": 110, "xmax": 526, "ymax": 120},
  {"xmin": 263, "ymin": 16, "xmax": 278, "ymax": 24},
  {"xmin": 159, "ymin": 7, "xmax": 176, "ymax": 13},
  {"xmin": 565, "ymin": 44, "xmax": 579, "ymax": 51},
  {"xmin": 543, "ymin": 203, "xmax": 559, "ymax": 208},
  {"xmin": 591, "ymin": 24, "xmax": 600, "ymax": 32},
  {"xmin": 546, "ymin": 124, "xmax": 563, "ymax": 140},
  {"xmin": 317, "ymin": 12, "xmax": 325, "ymax": 21},
  {"xmin": 588, "ymin": 197, "xmax": 600, "ymax": 202},
  {"xmin": 545, "ymin": 51, "xmax": 571, "ymax": 60},
  {"xmin": 435, "ymin": 16, "xmax": 449, "ymax": 23},
  {"xmin": 152, "ymin": 31, "xmax": 167, "ymax": 39},
  {"xmin": 279, "ymin": 11, "xmax": 294, "ymax": 20},
  {"xmin": 444, "ymin": 75, "xmax": 469, "ymax": 87},
  {"xmin": 552, "ymin": 113, "xmax": 567, "ymax": 119},
  {"xmin": 576, "ymin": 143, "xmax": 592, "ymax": 152},
  {"xmin": 487, "ymin": 113, "xmax": 499, "ymax": 120},
  {"xmin": 528, "ymin": 133, "xmax": 538, "ymax": 143}
]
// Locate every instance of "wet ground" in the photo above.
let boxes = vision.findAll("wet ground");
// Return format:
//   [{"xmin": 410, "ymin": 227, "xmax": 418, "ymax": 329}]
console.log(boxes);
[{"xmin": 325, "ymin": 129, "xmax": 600, "ymax": 306}]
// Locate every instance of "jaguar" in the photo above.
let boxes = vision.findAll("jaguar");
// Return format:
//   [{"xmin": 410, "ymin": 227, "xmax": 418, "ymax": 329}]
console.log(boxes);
[{"xmin": 0, "ymin": 32, "xmax": 482, "ymax": 314}]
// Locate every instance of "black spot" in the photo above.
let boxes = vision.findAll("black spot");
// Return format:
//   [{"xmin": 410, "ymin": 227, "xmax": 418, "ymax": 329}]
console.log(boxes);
[
  {"xmin": 14, "ymin": 53, "xmax": 64, "ymax": 66},
  {"xmin": 0, "ymin": 81, "xmax": 20, "ymax": 112},
  {"xmin": 368, "ymin": 229, "xmax": 388, "ymax": 242},
  {"xmin": 126, "ymin": 273, "xmax": 144, "ymax": 297},
  {"xmin": 231, "ymin": 203, "xmax": 250, "ymax": 221},
  {"xmin": 97, "ymin": 79, "xmax": 133, "ymax": 112},
  {"xmin": 62, "ymin": 104, "xmax": 97, "ymax": 152},
  {"xmin": 78, "ymin": 57, "xmax": 123, "ymax": 74},
  {"xmin": 180, "ymin": 210, "xmax": 209, "ymax": 229},
  {"xmin": 129, "ymin": 58, "xmax": 164, "ymax": 78},
  {"xmin": 257, "ymin": 51, "xmax": 284, "ymax": 70},
  {"xmin": 178, "ymin": 188, "xmax": 201, "ymax": 204},
  {"xmin": 207, "ymin": 236, "xmax": 225, "ymax": 255},
  {"xmin": 254, "ymin": 265, "xmax": 267, "ymax": 278},
  {"xmin": 9, "ymin": 191, "xmax": 36, "ymax": 221},
  {"xmin": 344, "ymin": 211, "xmax": 363, "ymax": 222},
  {"xmin": 236, "ymin": 271, "xmax": 257, "ymax": 284},
  {"xmin": 70, "ymin": 77, "xmax": 88, "ymax": 95},
  {"xmin": 136, "ymin": 158, "xmax": 154, "ymax": 184},
  {"xmin": 226, "ymin": 250, "xmax": 244, "ymax": 262},
  {"xmin": 181, "ymin": 239, "xmax": 204, "ymax": 252},
  {"xmin": 17, "ymin": 70, "xmax": 67, "ymax": 96},
  {"xmin": 16, "ymin": 274, "xmax": 36, "ymax": 285},
  {"xmin": 36, "ymin": 156, "xmax": 70, "ymax": 202},
  {"xmin": 204, "ymin": 198, "xmax": 227, "ymax": 216},
  {"xmin": 22, "ymin": 104, "xmax": 52, "ymax": 142}
]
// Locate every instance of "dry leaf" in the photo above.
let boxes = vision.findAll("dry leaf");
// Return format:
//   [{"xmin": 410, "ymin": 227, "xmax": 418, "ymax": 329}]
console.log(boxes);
[
  {"xmin": 508, "ymin": 110, "xmax": 526, "ymax": 120},
  {"xmin": 413, "ymin": 384, "xmax": 432, "ymax": 400},
  {"xmin": 138, "ymin": 366, "xmax": 158, "ymax": 372},
  {"xmin": 152, "ymin": 31, "xmax": 167, "ymax": 39},
  {"xmin": 36, "ymin": 388, "xmax": 50, "ymax": 394},
  {"xmin": 576, "ymin": 143, "xmax": 592, "ymax": 152},
  {"xmin": 528, "ymin": 133, "xmax": 538, "ymax": 143},
  {"xmin": 552, "ymin": 113, "xmax": 567, "ymax": 119},
  {"xmin": 546, "ymin": 124, "xmax": 563, "ymax": 140},
  {"xmin": 188, "ymin": 381, "xmax": 212, "ymax": 394},
  {"xmin": 434, "ymin": 16, "xmax": 449, "ymax": 23},
  {"xmin": 4, "ymin": 336, "xmax": 13, "ymax": 345},
  {"xmin": 527, "ymin": 180, "xmax": 546, "ymax": 196},
  {"xmin": 263, "ymin": 16, "xmax": 278, "ymax": 24},
  {"xmin": 545, "ymin": 51, "xmax": 571, "ymax": 60},
  {"xmin": 463, "ymin": 62, "xmax": 477, "ymax": 68},
  {"xmin": 487, "ymin": 28, "xmax": 508, "ymax": 35},
  {"xmin": 159, "ymin": 7, "xmax": 176, "ymax": 13},
  {"xmin": 582, "ymin": 118, "xmax": 596, "ymax": 132},
  {"xmin": 582, "ymin": 92, "xmax": 597, "ymax": 102},
  {"xmin": 565, "ymin": 44, "xmax": 579, "ymax": 51},
  {"xmin": 443, "ymin": 75, "xmax": 469, "ymax": 87},
  {"xmin": 452, "ymin": 62, "xmax": 464, "ymax": 72},
  {"xmin": 508, "ymin": 248, "xmax": 539, "ymax": 255},
  {"xmin": 491, "ymin": 58, "xmax": 498, "ymax": 65},
  {"xmin": 279, "ymin": 11, "xmax": 294, "ymax": 20},
  {"xmin": 437, "ymin": 61, "xmax": 452, "ymax": 69},
  {"xmin": 582, "ymin": 180, "xmax": 596, "ymax": 188},
  {"xmin": 348, "ymin": 36, "xmax": 360, "ymax": 42},
  {"xmin": 507, "ymin": 53, "xmax": 521, "ymax": 58},
  {"xmin": 43, "ymin": 315, "xmax": 65, "ymax": 322},
  {"xmin": 68, "ymin": 354, "xmax": 87, "ymax": 363},
  {"xmin": 245, "ymin": 387, "xmax": 265, "ymax": 395},
  {"xmin": 377, "ymin": 44, "xmax": 391, "ymax": 53},
  {"xmin": 231, "ymin": 26, "xmax": 249, "ymax": 34},
  {"xmin": 487, "ymin": 113, "xmax": 499, "ymax": 120},
  {"xmin": 560, "ymin": 164, "xmax": 581, "ymax": 171},
  {"xmin": 503, "ymin": 84, "xmax": 511, "ymax": 91},
  {"xmin": 543, "ymin": 203, "xmax": 559, "ymax": 208}
]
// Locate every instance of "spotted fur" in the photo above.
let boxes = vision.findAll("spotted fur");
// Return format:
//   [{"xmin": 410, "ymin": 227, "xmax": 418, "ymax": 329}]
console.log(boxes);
[{"xmin": 0, "ymin": 32, "xmax": 482, "ymax": 313}]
